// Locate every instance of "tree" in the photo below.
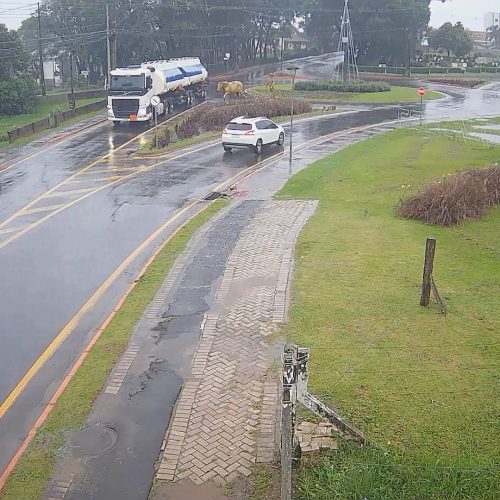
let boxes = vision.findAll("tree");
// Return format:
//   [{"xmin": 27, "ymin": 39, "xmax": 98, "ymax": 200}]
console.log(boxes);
[
  {"xmin": 17, "ymin": 0, "xmax": 304, "ymax": 74},
  {"xmin": 304, "ymin": 0, "xmax": 431, "ymax": 65},
  {"xmin": 429, "ymin": 22, "xmax": 472, "ymax": 58},
  {"xmin": 0, "ymin": 24, "xmax": 29, "ymax": 79}
]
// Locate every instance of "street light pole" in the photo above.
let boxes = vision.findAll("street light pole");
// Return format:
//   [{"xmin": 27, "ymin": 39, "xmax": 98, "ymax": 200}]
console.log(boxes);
[{"xmin": 287, "ymin": 66, "xmax": 299, "ymax": 168}]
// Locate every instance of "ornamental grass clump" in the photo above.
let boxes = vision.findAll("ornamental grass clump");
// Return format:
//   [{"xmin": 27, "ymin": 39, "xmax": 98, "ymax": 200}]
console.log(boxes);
[{"xmin": 396, "ymin": 165, "xmax": 500, "ymax": 226}]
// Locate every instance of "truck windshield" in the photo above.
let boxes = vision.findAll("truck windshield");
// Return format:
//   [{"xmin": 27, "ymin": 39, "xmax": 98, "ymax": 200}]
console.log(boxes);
[{"xmin": 110, "ymin": 75, "xmax": 145, "ymax": 92}]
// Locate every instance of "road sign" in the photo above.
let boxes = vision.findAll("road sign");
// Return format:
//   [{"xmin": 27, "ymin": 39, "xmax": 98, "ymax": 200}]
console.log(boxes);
[
  {"xmin": 151, "ymin": 95, "xmax": 161, "ymax": 107},
  {"xmin": 418, "ymin": 87, "xmax": 426, "ymax": 97}
]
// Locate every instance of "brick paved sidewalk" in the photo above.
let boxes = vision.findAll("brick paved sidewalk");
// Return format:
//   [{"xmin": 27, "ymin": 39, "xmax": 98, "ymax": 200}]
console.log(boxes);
[{"xmin": 154, "ymin": 199, "xmax": 317, "ymax": 491}]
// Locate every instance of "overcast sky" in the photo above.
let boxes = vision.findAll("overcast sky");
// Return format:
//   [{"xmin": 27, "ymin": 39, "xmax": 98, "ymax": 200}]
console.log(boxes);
[{"xmin": 0, "ymin": 0, "xmax": 498, "ymax": 31}]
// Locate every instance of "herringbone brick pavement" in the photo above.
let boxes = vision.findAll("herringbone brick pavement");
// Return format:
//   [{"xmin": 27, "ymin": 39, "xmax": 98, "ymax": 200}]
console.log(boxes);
[{"xmin": 156, "ymin": 200, "xmax": 317, "ymax": 486}]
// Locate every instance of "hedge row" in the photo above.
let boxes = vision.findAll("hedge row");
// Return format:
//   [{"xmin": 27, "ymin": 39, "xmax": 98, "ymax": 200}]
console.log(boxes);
[{"xmin": 295, "ymin": 80, "xmax": 391, "ymax": 93}]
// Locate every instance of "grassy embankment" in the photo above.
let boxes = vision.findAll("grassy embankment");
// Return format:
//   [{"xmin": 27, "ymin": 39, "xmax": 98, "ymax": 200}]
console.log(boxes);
[
  {"xmin": 250, "ymin": 82, "xmax": 444, "ymax": 103},
  {"xmin": 0, "ymin": 97, "xmax": 105, "ymax": 150},
  {"xmin": 0, "ymin": 199, "xmax": 228, "ymax": 500},
  {"xmin": 277, "ymin": 128, "xmax": 500, "ymax": 499}
]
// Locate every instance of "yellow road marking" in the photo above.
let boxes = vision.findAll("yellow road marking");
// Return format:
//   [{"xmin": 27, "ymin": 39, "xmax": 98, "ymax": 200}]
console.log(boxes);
[
  {"xmin": 42, "ymin": 187, "xmax": 97, "ymax": 198},
  {"xmin": 0, "ymin": 225, "xmax": 31, "ymax": 236},
  {"xmin": 0, "ymin": 199, "xmax": 200, "ymax": 420},
  {"xmin": 21, "ymin": 204, "xmax": 65, "ymax": 215},
  {"xmin": 0, "ymin": 142, "xmax": 216, "ymax": 251},
  {"xmin": 0, "ymin": 104, "xmax": 205, "ymax": 231},
  {"xmin": 0, "ymin": 119, "xmax": 385, "ymax": 420},
  {"xmin": 79, "ymin": 166, "xmax": 143, "ymax": 175},
  {"xmin": 66, "ymin": 176, "xmax": 123, "ymax": 184}
]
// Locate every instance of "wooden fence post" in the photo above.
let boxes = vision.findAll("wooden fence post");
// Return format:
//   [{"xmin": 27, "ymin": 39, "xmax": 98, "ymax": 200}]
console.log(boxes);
[{"xmin": 420, "ymin": 238, "xmax": 436, "ymax": 306}]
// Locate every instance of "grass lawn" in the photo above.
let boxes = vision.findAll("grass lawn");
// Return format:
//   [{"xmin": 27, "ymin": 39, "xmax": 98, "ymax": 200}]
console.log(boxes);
[
  {"xmin": 0, "ymin": 199, "xmax": 228, "ymax": 500},
  {"xmin": 0, "ymin": 97, "xmax": 105, "ymax": 148},
  {"xmin": 250, "ymin": 83, "xmax": 444, "ymax": 103},
  {"xmin": 277, "ymin": 130, "xmax": 500, "ymax": 498}
]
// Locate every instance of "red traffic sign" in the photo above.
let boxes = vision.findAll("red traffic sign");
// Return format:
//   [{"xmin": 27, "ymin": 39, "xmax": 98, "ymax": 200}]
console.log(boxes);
[{"xmin": 418, "ymin": 87, "xmax": 426, "ymax": 96}]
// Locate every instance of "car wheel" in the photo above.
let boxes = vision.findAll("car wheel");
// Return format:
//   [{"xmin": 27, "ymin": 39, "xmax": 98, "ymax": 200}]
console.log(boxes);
[
  {"xmin": 277, "ymin": 132, "xmax": 284, "ymax": 146},
  {"xmin": 254, "ymin": 139, "xmax": 263, "ymax": 154},
  {"xmin": 113, "ymin": 121, "xmax": 120, "ymax": 127},
  {"xmin": 223, "ymin": 145, "xmax": 232, "ymax": 152}
]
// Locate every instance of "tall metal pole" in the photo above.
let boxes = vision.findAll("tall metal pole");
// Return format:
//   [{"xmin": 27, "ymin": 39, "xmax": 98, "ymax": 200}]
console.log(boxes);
[
  {"xmin": 280, "ymin": 36, "xmax": 283, "ymax": 71},
  {"xmin": 112, "ymin": 0, "xmax": 117, "ymax": 69},
  {"xmin": 407, "ymin": 31, "xmax": 412, "ymax": 78},
  {"xmin": 106, "ymin": 5, "xmax": 112, "ymax": 88},
  {"xmin": 37, "ymin": 3, "xmax": 46, "ymax": 96},
  {"xmin": 69, "ymin": 51, "xmax": 75, "ymax": 108},
  {"xmin": 287, "ymin": 66, "xmax": 298, "ymax": 168}
]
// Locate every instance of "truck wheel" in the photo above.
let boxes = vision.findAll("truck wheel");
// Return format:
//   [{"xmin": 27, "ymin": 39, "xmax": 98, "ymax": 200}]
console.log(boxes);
[
  {"xmin": 254, "ymin": 139, "xmax": 263, "ymax": 155},
  {"xmin": 223, "ymin": 145, "xmax": 232, "ymax": 153}
]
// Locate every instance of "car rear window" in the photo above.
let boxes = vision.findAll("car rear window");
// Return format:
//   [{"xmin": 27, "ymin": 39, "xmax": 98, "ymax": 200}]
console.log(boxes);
[{"xmin": 227, "ymin": 123, "xmax": 252, "ymax": 131}]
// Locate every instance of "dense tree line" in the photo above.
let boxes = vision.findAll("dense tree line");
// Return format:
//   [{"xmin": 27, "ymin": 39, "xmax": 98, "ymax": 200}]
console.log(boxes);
[{"xmin": 13, "ymin": 0, "xmax": 446, "ymax": 82}]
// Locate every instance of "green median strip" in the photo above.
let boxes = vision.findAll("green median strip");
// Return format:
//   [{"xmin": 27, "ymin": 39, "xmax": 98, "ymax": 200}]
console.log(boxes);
[
  {"xmin": 277, "ymin": 128, "xmax": 500, "ymax": 498},
  {"xmin": 0, "ymin": 198, "xmax": 229, "ymax": 500},
  {"xmin": 249, "ymin": 83, "xmax": 444, "ymax": 103}
]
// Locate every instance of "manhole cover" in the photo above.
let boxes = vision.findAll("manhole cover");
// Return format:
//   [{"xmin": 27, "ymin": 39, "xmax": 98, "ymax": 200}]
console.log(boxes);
[{"xmin": 71, "ymin": 425, "xmax": 118, "ymax": 458}]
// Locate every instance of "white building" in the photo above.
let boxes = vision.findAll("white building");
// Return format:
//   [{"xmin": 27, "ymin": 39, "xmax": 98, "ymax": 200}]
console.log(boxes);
[{"xmin": 484, "ymin": 12, "xmax": 500, "ymax": 30}]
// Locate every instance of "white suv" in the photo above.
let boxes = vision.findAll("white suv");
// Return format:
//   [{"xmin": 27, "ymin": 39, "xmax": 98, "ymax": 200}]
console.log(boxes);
[{"xmin": 222, "ymin": 116, "xmax": 285, "ymax": 154}]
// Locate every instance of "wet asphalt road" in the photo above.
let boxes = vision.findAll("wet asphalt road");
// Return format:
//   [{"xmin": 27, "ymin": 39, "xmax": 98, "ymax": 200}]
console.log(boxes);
[{"xmin": 0, "ymin": 54, "xmax": 499, "ymax": 478}]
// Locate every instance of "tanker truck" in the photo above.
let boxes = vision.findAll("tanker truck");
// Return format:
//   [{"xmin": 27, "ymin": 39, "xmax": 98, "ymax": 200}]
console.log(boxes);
[{"xmin": 107, "ymin": 57, "xmax": 208, "ymax": 124}]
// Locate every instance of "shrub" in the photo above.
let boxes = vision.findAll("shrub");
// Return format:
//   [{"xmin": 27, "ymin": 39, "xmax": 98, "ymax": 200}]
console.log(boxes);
[
  {"xmin": 396, "ymin": 166, "xmax": 500, "ymax": 226},
  {"xmin": 0, "ymin": 77, "xmax": 38, "ymax": 115},
  {"xmin": 175, "ymin": 97, "xmax": 311, "ymax": 138},
  {"xmin": 426, "ymin": 79, "xmax": 484, "ymax": 88},
  {"xmin": 295, "ymin": 80, "xmax": 391, "ymax": 93},
  {"xmin": 151, "ymin": 128, "xmax": 172, "ymax": 148}
]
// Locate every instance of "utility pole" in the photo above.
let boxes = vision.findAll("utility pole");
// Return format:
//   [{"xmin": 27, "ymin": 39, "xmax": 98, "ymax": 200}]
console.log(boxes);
[
  {"xmin": 69, "ymin": 51, "xmax": 75, "ymax": 108},
  {"xmin": 37, "ymin": 3, "xmax": 46, "ymax": 96},
  {"xmin": 112, "ymin": 0, "xmax": 118, "ymax": 70},
  {"xmin": 106, "ymin": 5, "xmax": 112, "ymax": 88},
  {"xmin": 407, "ymin": 31, "xmax": 412, "ymax": 78}
]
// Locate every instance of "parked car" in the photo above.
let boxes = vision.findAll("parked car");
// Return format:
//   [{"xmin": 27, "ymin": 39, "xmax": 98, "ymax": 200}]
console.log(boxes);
[{"xmin": 221, "ymin": 116, "xmax": 285, "ymax": 154}]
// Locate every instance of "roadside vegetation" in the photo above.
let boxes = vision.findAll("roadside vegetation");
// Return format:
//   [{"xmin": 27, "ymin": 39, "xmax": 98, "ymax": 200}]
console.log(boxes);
[
  {"xmin": 277, "ymin": 129, "xmax": 500, "ymax": 498},
  {"xmin": 142, "ymin": 97, "xmax": 312, "ymax": 152},
  {"xmin": 249, "ymin": 82, "xmax": 443, "ymax": 103},
  {"xmin": 397, "ymin": 166, "xmax": 500, "ymax": 226},
  {"xmin": 0, "ymin": 199, "xmax": 228, "ymax": 500},
  {"xmin": 0, "ymin": 97, "xmax": 105, "ymax": 149},
  {"xmin": 426, "ymin": 78, "xmax": 485, "ymax": 88}
]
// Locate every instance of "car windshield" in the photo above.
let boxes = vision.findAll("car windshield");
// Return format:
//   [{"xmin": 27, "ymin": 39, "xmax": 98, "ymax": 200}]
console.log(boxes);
[
  {"xmin": 110, "ymin": 75, "xmax": 145, "ymax": 92},
  {"xmin": 227, "ymin": 123, "xmax": 252, "ymax": 131}
]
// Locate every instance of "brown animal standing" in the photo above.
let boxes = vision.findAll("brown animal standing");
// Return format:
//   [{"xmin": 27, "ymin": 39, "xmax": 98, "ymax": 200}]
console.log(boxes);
[{"xmin": 217, "ymin": 80, "xmax": 244, "ymax": 103}]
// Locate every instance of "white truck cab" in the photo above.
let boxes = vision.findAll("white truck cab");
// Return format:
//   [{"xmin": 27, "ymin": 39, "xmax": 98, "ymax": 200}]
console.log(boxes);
[{"xmin": 107, "ymin": 58, "xmax": 208, "ymax": 124}]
